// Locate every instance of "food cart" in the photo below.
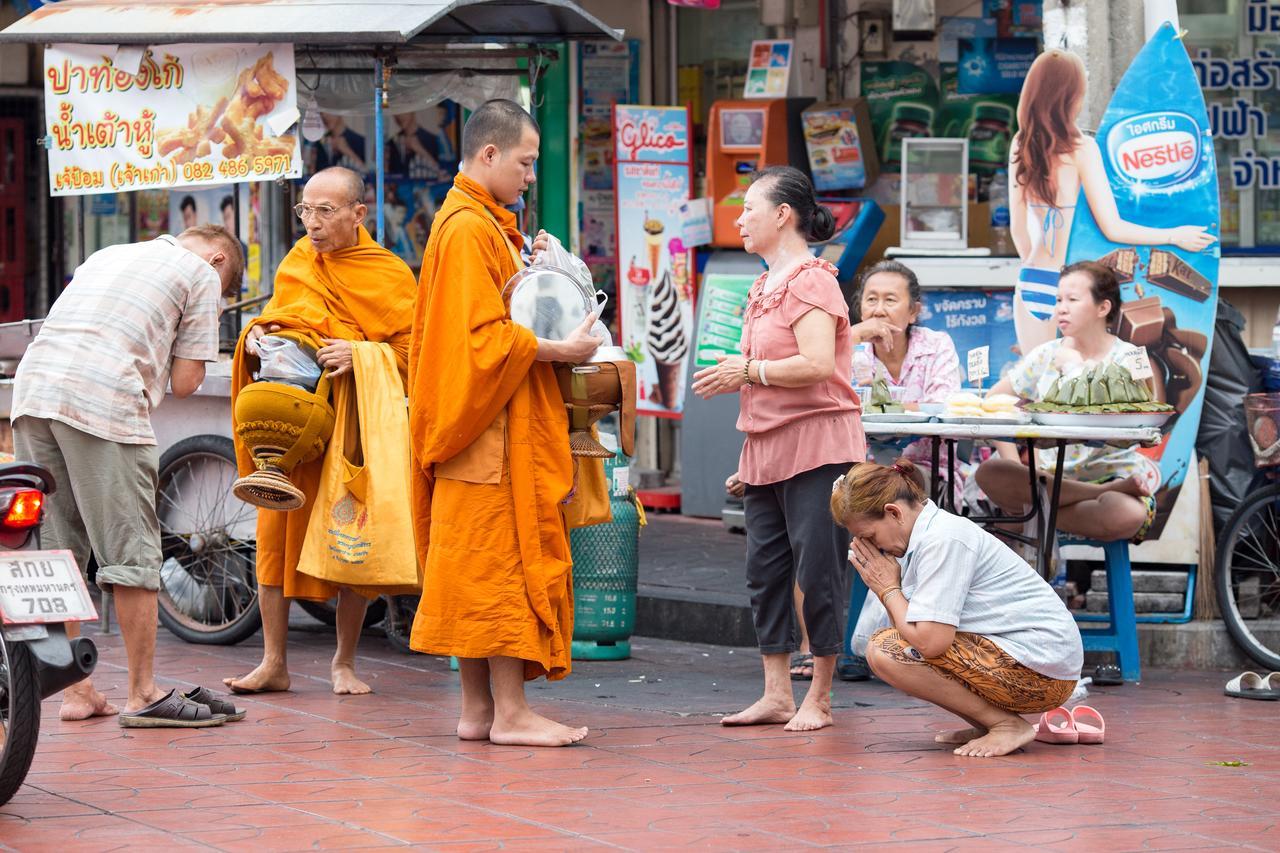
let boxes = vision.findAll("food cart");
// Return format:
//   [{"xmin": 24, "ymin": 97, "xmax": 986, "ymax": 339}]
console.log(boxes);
[{"xmin": 0, "ymin": 0, "xmax": 621, "ymax": 645}]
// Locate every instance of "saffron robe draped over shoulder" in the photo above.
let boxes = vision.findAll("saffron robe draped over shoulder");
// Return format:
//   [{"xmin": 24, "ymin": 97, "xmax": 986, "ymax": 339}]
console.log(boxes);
[
  {"xmin": 231, "ymin": 225, "xmax": 417, "ymax": 601},
  {"xmin": 407, "ymin": 172, "xmax": 577, "ymax": 681}
]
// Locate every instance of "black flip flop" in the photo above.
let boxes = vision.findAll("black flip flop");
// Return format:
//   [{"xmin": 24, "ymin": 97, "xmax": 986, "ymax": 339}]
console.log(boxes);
[
  {"xmin": 1093, "ymin": 664, "xmax": 1124, "ymax": 686},
  {"xmin": 119, "ymin": 689, "xmax": 228, "ymax": 728},
  {"xmin": 789, "ymin": 652, "xmax": 814, "ymax": 681},
  {"xmin": 183, "ymin": 685, "xmax": 247, "ymax": 721},
  {"xmin": 837, "ymin": 654, "xmax": 871, "ymax": 682}
]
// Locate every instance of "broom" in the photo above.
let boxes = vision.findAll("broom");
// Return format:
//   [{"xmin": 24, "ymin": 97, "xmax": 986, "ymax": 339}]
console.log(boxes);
[{"xmin": 1193, "ymin": 456, "xmax": 1220, "ymax": 620}]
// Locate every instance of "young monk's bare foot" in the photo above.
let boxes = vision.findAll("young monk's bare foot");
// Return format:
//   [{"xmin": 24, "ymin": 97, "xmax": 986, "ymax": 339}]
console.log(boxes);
[
  {"xmin": 935, "ymin": 727, "xmax": 987, "ymax": 745},
  {"xmin": 59, "ymin": 683, "xmax": 119, "ymax": 721},
  {"xmin": 784, "ymin": 697, "xmax": 833, "ymax": 732},
  {"xmin": 457, "ymin": 695, "xmax": 495, "ymax": 740},
  {"xmin": 953, "ymin": 718, "xmax": 1035, "ymax": 758},
  {"xmin": 331, "ymin": 663, "xmax": 372, "ymax": 695},
  {"xmin": 223, "ymin": 662, "xmax": 290, "ymax": 694},
  {"xmin": 489, "ymin": 709, "xmax": 588, "ymax": 747},
  {"xmin": 457, "ymin": 713, "xmax": 494, "ymax": 741},
  {"xmin": 721, "ymin": 695, "xmax": 797, "ymax": 726}
]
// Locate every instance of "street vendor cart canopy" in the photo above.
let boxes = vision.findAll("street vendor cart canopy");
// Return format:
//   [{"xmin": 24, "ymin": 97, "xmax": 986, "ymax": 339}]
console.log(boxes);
[{"xmin": 0, "ymin": 0, "xmax": 621, "ymax": 45}]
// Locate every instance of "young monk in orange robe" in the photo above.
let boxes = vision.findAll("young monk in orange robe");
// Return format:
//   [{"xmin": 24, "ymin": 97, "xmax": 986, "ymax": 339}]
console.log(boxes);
[
  {"xmin": 408, "ymin": 100, "xmax": 602, "ymax": 746},
  {"xmin": 226, "ymin": 166, "xmax": 417, "ymax": 696}
]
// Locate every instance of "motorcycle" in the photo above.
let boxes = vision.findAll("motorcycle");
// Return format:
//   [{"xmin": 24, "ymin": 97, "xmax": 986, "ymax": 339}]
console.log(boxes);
[{"xmin": 0, "ymin": 462, "xmax": 98, "ymax": 805}]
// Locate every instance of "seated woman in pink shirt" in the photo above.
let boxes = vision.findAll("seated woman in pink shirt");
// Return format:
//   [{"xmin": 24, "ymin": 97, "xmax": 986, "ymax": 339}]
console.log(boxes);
[
  {"xmin": 693, "ymin": 166, "xmax": 865, "ymax": 732},
  {"xmin": 854, "ymin": 259, "xmax": 962, "ymax": 479}
]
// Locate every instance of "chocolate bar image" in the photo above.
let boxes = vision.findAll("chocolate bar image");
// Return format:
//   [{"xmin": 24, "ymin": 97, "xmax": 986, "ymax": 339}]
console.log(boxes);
[
  {"xmin": 1147, "ymin": 249, "xmax": 1211, "ymax": 302},
  {"xmin": 1097, "ymin": 247, "xmax": 1138, "ymax": 284},
  {"xmin": 1119, "ymin": 295, "xmax": 1164, "ymax": 348}
]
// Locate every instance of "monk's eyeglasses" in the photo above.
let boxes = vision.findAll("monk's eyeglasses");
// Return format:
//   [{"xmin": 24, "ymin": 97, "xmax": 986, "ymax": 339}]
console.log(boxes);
[{"xmin": 293, "ymin": 200, "xmax": 358, "ymax": 221}]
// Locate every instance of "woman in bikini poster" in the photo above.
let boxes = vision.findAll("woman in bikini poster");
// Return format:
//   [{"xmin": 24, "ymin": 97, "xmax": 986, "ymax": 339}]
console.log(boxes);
[{"xmin": 1009, "ymin": 48, "xmax": 1215, "ymax": 354}]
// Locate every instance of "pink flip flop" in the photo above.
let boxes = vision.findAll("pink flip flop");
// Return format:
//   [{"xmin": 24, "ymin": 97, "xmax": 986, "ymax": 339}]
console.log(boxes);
[
  {"xmin": 1070, "ymin": 705, "xmax": 1105, "ymax": 744},
  {"xmin": 1033, "ymin": 706, "xmax": 1078, "ymax": 744}
]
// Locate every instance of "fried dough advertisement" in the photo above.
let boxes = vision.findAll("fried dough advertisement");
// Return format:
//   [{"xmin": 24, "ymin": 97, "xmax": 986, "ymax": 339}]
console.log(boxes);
[{"xmin": 45, "ymin": 43, "xmax": 302, "ymax": 196}]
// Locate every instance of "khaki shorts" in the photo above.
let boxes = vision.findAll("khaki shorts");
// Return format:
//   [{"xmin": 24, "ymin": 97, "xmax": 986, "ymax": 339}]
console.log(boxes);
[
  {"xmin": 870, "ymin": 627, "xmax": 1076, "ymax": 714},
  {"xmin": 12, "ymin": 416, "xmax": 162, "ymax": 591}
]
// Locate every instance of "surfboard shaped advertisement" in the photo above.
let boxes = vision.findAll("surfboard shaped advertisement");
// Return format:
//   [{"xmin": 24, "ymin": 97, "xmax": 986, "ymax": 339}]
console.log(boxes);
[{"xmin": 1059, "ymin": 24, "xmax": 1220, "ymax": 539}]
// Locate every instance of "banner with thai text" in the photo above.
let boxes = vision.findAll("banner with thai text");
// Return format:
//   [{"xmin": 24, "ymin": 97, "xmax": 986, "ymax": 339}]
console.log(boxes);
[{"xmin": 44, "ymin": 43, "xmax": 301, "ymax": 196}]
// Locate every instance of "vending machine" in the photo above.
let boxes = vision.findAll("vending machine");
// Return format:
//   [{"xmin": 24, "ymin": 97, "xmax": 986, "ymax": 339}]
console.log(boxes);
[{"xmin": 706, "ymin": 98, "xmax": 813, "ymax": 248}]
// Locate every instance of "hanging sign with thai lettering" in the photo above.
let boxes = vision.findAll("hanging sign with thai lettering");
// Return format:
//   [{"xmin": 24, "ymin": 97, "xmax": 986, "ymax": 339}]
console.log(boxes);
[{"xmin": 44, "ymin": 43, "xmax": 302, "ymax": 196}]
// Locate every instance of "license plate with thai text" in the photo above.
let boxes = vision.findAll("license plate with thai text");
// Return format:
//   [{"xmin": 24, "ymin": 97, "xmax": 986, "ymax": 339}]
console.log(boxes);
[{"xmin": 0, "ymin": 550, "xmax": 98, "ymax": 624}]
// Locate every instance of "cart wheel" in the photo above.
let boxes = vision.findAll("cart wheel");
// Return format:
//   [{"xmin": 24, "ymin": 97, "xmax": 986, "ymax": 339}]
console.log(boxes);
[{"xmin": 156, "ymin": 435, "xmax": 261, "ymax": 645}]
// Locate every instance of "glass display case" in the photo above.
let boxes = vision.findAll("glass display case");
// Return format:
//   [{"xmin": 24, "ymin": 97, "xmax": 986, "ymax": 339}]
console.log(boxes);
[{"xmin": 900, "ymin": 137, "xmax": 969, "ymax": 250}]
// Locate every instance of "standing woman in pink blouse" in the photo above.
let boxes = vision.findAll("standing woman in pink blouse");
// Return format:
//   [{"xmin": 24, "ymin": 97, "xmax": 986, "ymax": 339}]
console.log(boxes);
[{"xmin": 693, "ymin": 166, "xmax": 865, "ymax": 732}]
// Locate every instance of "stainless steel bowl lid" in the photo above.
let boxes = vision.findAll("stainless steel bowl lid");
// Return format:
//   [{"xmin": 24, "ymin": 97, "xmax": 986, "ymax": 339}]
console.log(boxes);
[{"xmin": 503, "ymin": 266, "xmax": 594, "ymax": 342}]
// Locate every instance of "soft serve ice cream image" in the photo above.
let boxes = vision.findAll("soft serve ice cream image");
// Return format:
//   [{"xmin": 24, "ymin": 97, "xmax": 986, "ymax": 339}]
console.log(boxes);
[
  {"xmin": 643, "ymin": 215, "xmax": 665, "ymax": 278},
  {"xmin": 646, "ymin": 270, "xmax": 687, "ymax": 409}
]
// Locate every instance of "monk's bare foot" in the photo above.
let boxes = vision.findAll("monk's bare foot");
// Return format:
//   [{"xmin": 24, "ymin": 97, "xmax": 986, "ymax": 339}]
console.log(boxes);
[
  {"xmin": 457, "ymin": 713, "xmax": 494, "ymax": 741},
  {"xmin": 223, "ymin": 662, "xmax": 290, "ymax": 694},
  {"xmin": 59, "ymin": 683, "xmax": 118, "ymax": 721},
  {"xmin": 935, "ymin": 727, "xmax": 987, "ymax": 745},
  {"xmin": 784, "ymin": 697, "xmax": 833, "ymax": 732},
  {"xmin": 457, "ymin": 696, "xmax": 495, "ymax": 740},
  {"xmin": 721, "ymin": 695, "xmax": 796, "ymax": 727},
  {"xmin": 331, "ymin": 663, "xmax": 372, "ymax": 695},
  {"xmin": 489, "ymin": 709, "xmax": 588, "ymax": 747},
  {"xmin": 953, "ymin": 718, "xmax": 1035, "ymax": 758}
]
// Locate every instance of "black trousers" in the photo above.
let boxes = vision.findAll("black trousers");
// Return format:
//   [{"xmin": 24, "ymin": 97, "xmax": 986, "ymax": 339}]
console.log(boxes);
[{"xmin": 743, "ymin": 461, "xmax": 852, "ymax": 657}]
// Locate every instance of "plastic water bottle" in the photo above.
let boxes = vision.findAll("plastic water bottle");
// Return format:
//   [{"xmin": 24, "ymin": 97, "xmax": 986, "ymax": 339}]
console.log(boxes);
[
  {"xmin": 852, "ymin": 342, "xmax": 874, "ymax": 407},
  {"xmin": 1272, "ymin": 307, "xmax": 1280, "ymax": 357},
  {"xmin": 990, "ymin": 170, "xmax": 1014, "ymax": 256}
]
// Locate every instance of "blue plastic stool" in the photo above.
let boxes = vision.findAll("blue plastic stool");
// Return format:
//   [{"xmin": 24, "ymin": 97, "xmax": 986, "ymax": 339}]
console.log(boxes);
[{"xmin": 1072, "ymin": 539, "xmax": 1141, "ymax": 683}]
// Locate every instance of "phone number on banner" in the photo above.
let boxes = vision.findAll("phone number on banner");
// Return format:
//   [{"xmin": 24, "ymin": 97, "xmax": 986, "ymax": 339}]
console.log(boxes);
[{"xmin": 53, "ymin": 154, "xmax": 295, "ymax": 193}]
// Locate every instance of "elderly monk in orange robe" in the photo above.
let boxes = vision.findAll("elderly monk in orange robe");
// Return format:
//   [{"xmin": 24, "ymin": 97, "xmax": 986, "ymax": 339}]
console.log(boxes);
[
  {"xmin": 409, "ymin": 99, "xmax": 602, "ymax": 747},
  {"xmin": 226, "ymin": 166, "xmax": 416, "ymax": 696}
]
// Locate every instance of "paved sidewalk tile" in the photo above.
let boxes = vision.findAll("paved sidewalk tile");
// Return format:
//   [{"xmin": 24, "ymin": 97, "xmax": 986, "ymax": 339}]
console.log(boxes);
[{"xmin": 1, "ymin": 623, "xmax": 1276, "ymax": 851}]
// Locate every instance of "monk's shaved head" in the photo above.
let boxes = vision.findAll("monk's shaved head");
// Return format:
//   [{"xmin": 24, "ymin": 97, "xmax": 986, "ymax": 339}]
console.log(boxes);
[
  {"xmin": 461, "ymin": 99, "xmax": 540, "ymax": 161},
  {"xmin": 310, "ymin": 166, "xmax": 364, "ymax": 204}
]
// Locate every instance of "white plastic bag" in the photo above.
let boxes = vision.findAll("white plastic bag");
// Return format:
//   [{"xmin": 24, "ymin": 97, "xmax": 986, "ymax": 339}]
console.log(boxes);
[
  {"xmin": 255, "ymin": 335, "xmax": 322, "ymax": 391},
  {"xmin": 533, "ymin": 233, "xmax": 613, "ymax": 346}
]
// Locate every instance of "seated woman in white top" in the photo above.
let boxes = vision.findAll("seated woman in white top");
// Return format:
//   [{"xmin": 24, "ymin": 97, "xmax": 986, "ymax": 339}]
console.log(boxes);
[
  {"xmin": 975, "ymin": 260, "xmax": 1161, "ymax": 543},
  {"xmin": 831, "ymin": 458, "xmax": 1083, "ymax": 758}
]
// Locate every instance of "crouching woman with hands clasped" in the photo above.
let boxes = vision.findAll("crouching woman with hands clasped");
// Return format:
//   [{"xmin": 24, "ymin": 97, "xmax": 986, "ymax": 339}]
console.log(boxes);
[{"xmin": 831, "ymin": 459, "xmax": 1084, "ymax": 757}]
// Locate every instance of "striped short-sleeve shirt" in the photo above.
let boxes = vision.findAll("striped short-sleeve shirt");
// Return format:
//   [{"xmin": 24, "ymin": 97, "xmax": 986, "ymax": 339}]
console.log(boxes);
[{"xmin": 12, "ymin": 235, "xmax": 221, "ymax": 445}]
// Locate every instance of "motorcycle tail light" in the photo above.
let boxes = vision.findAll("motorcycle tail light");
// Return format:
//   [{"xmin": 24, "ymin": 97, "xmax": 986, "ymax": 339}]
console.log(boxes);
[{"xmin": 2, "ymin": 489, "xmax": 43, "ymax": 529}]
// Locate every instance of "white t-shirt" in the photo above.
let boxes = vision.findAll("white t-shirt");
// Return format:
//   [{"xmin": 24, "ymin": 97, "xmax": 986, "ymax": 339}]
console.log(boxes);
[{"xmin": 899, "ymin": 501, "xmax": 1084, "ymax": 681}]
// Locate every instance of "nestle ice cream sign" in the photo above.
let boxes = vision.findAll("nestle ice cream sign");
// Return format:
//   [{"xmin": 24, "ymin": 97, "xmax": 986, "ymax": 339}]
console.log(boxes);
[{"xmin": 1106, "ymin": 111, "xmax": 1203, "ymax": 188}]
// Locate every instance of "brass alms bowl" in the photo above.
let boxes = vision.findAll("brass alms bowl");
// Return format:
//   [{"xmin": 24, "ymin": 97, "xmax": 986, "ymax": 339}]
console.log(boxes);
[{"xmin": 232, "ymin": 332, "xmax": 335, "ymax": 510}]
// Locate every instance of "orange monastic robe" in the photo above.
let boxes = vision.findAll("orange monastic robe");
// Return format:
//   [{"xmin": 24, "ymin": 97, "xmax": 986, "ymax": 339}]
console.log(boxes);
[
  {"xmin": 407, "ymin": 173, "xmax": 576, "ymax": 681},
  {"xmin": 232, "ymin": 225, "xmax": 416, "ymax": 601}
]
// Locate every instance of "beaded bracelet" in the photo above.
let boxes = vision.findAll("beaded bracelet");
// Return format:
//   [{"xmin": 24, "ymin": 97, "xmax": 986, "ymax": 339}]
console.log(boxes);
[{"xmin": 743, "ymin": 358, "xmax": 754, "ymax": 386}]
